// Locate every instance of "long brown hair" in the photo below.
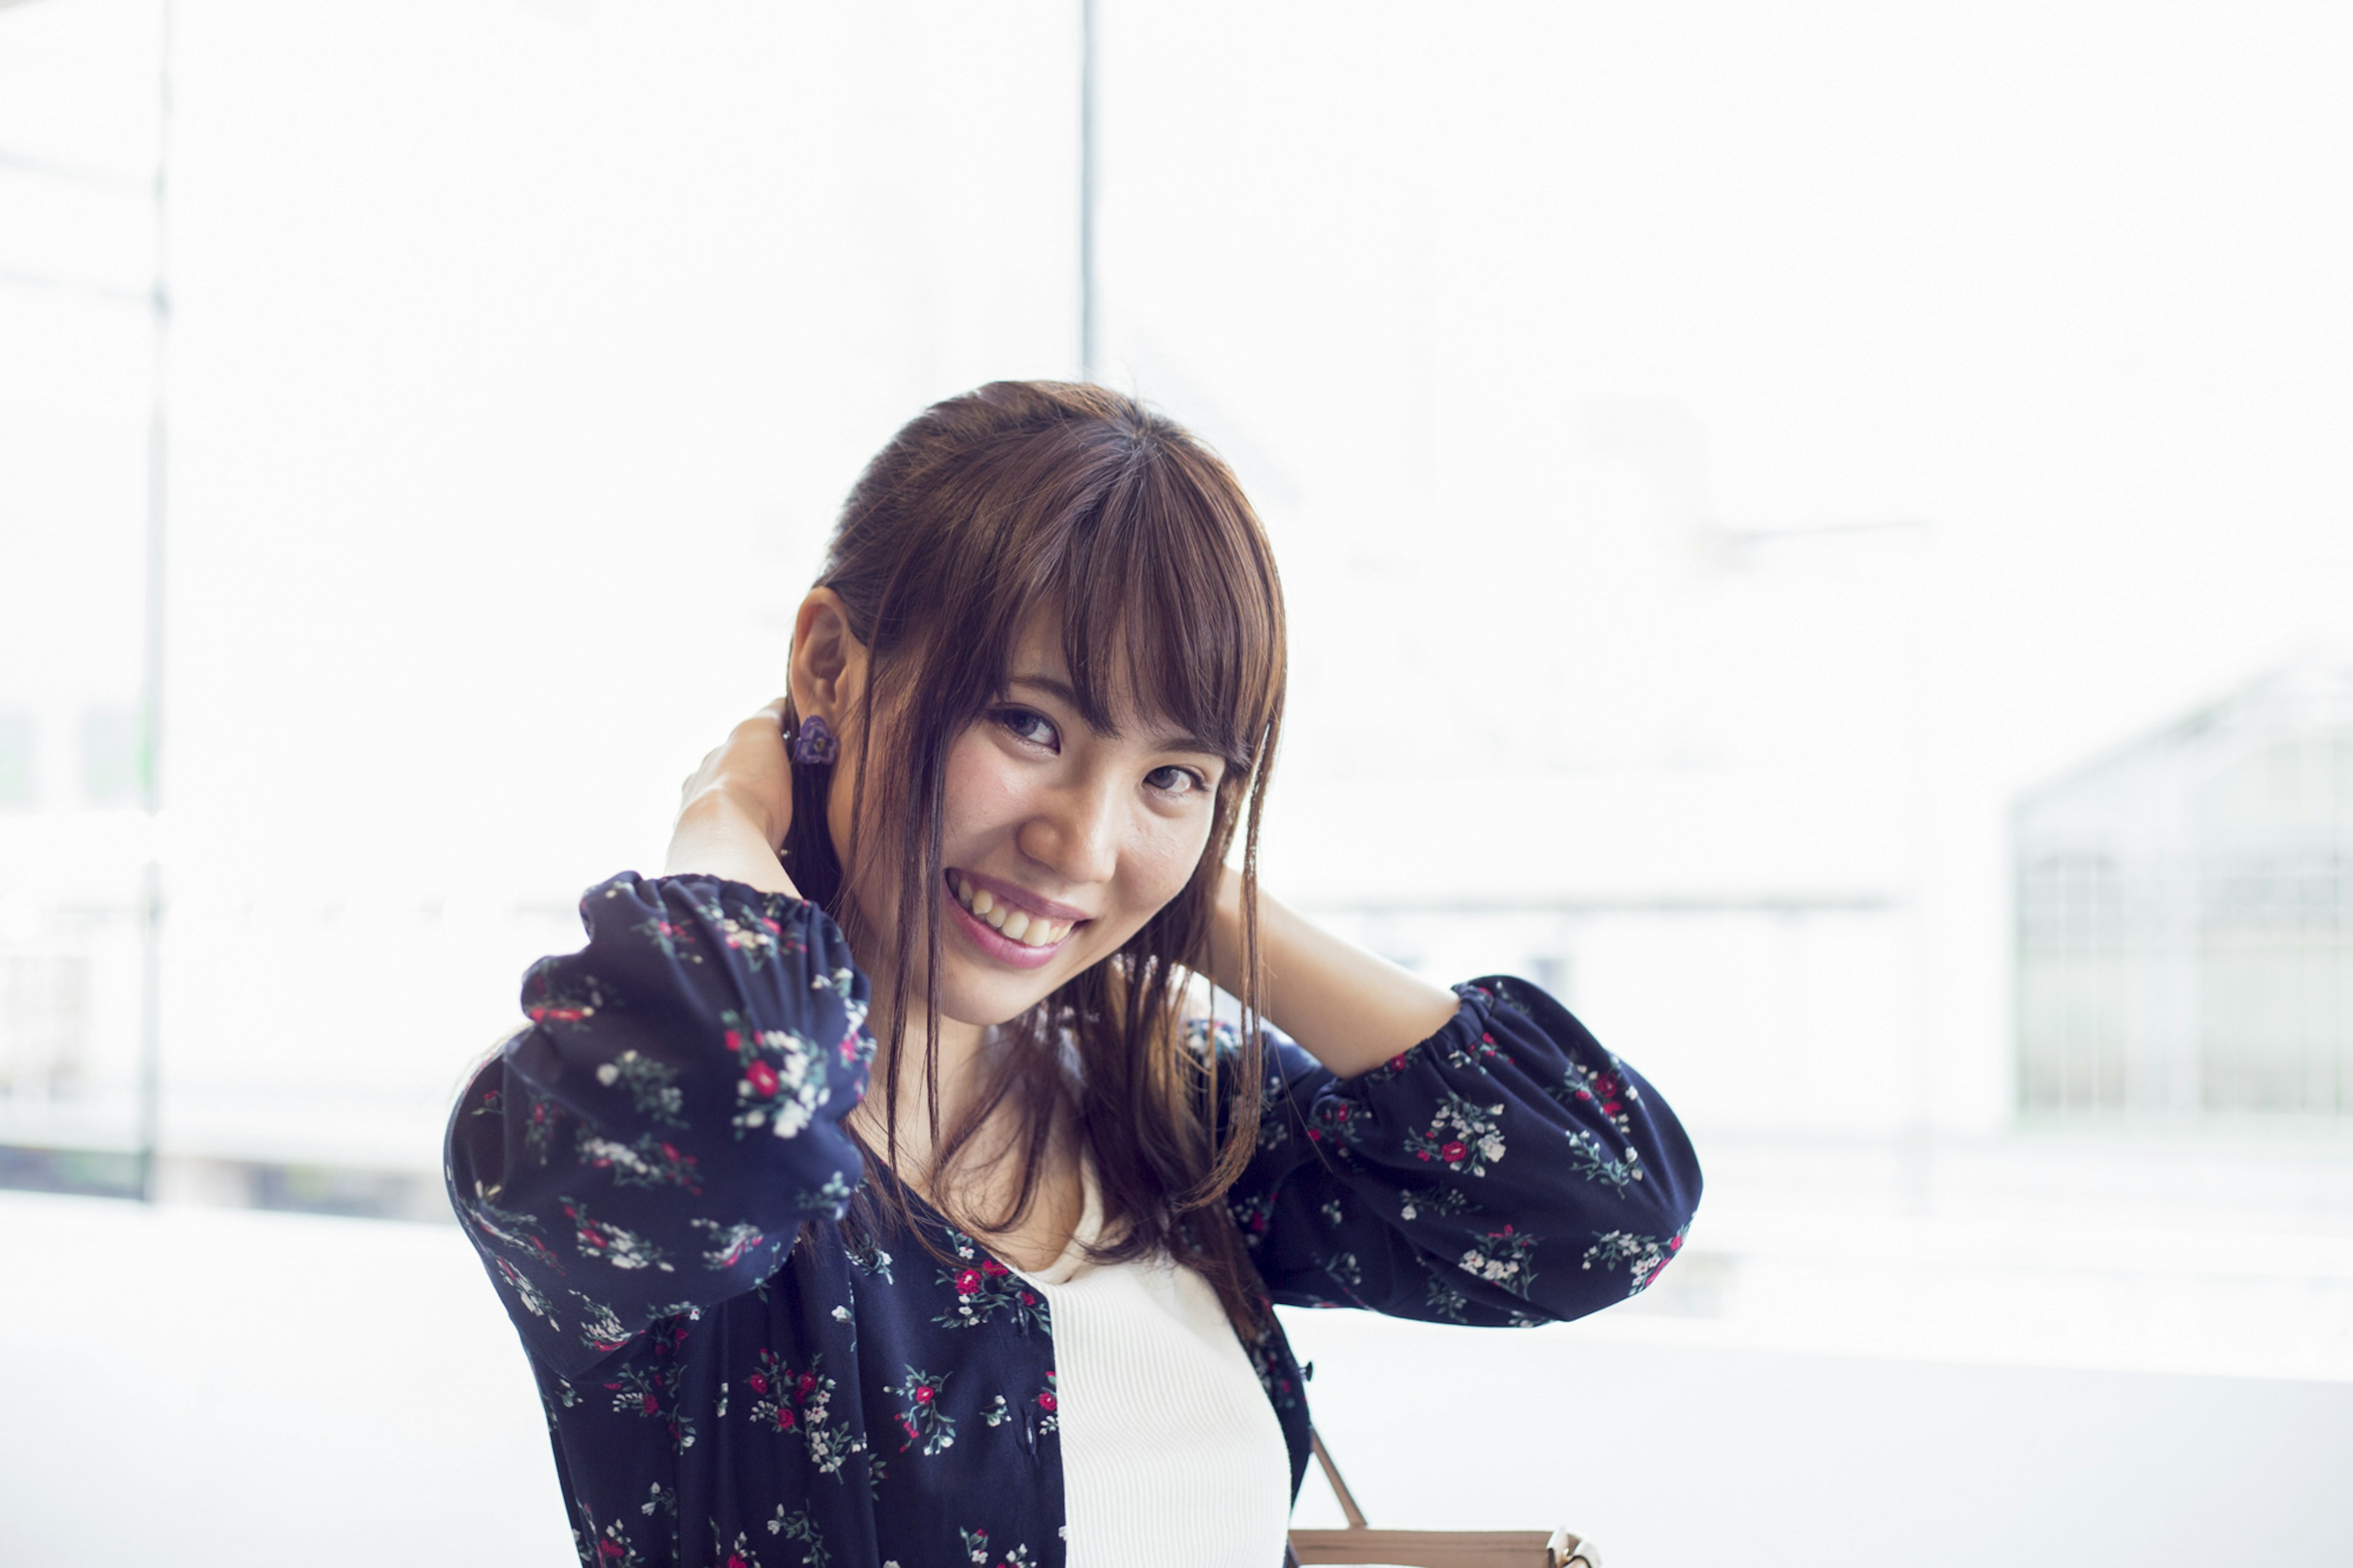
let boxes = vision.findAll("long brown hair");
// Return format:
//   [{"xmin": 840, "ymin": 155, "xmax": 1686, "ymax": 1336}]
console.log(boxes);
[{"xmin": 781, "ymin": 381, "xmax": 1286, "ymax": 1338}]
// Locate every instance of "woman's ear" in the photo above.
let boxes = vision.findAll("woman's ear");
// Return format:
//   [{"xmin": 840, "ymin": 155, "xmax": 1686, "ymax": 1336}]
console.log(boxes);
[{"xmin": 790, "ymin": 589, "xmax": 867, "ymax": 725}]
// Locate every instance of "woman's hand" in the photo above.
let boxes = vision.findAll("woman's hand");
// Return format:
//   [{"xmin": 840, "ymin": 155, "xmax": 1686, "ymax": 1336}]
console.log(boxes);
[
  {"xmin": 678, "ymin": 698, "xmax": 797, "ymax": 847},
  {"xmin": 661, "ymin": 699, "xmax": 803, "ymax": 899}
]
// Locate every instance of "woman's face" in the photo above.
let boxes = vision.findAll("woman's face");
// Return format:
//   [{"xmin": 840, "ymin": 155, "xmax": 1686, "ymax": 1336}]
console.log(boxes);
[{"xmin": 832, "ymin": 607, "xmax": 1229, "ymax": 1029}]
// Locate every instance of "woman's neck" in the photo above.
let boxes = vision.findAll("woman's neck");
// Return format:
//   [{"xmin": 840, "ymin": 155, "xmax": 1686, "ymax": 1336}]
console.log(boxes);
[
  {"xmin": 847, "ymin": 1001, "xmax": 1085, "ymax": 1265},
  {"xmin": 847, "ymin": 1000, "xmax": 992, "ymax": 1183}
]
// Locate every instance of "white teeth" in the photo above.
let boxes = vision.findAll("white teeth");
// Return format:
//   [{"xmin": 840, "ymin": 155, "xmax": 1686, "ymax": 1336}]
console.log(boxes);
[{"xmin": 951, "ymin": 874, "xmax": 1069, "ymax": 947}]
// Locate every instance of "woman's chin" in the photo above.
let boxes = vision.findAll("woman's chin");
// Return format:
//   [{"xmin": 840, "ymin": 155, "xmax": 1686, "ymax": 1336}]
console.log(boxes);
[{"xmin": 934, "ymin": 956, "xmax": 1070, "ymax": 1031}]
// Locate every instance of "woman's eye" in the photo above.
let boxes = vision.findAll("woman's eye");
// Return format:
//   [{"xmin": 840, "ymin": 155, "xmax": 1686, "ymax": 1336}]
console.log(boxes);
[
  {"xmin": 1146, "ymin": 765, "xmax": 1208, "ymax": 797},
  {"xmin": 995, "ymin": 707, "xmax": 1059, "ymax": 750}
]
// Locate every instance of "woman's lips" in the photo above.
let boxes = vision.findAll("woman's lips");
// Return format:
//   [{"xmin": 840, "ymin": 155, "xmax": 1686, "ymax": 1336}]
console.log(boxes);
[{"xmin": 944, "ymin": 869, "xmax": 1081, "ymax": 969}]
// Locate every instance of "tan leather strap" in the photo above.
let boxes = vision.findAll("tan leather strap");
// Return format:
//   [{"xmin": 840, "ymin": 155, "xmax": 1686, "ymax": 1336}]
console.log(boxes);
[{"xmin": 1308, "ymin": 1426, "xmax": 1371, "ymax": 1530}]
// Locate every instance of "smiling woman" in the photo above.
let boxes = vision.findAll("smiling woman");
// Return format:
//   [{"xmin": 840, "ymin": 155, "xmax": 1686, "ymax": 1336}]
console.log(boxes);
[
  {"xmin": 445, "ymin": 381, "xmax": 1703, "ymax": 1568},
  {"xmin": 752, "ymin": 382, "xmax": 1292, "ymax": 1320}
]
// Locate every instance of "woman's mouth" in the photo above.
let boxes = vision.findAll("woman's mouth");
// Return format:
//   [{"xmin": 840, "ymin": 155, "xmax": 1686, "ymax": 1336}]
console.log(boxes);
[{"xmin": 944, "ymin": 869, "xmax": 1082, "ymax": 966}]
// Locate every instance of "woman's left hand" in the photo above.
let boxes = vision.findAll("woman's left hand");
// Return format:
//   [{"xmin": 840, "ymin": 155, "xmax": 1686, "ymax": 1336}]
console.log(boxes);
[{"xmin": 1203, "ymin": 864, "xmax": 1460, "ymax": 1078}]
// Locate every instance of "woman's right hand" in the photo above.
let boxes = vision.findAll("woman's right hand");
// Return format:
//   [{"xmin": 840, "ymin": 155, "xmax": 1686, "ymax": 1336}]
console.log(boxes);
[
  {"xmin": 676, "ymin": 697, "xmax": 797, "ymax": 847},
  {"xmin": 662, "ymin": 698, "xmax": 803, "ymax": 898}
]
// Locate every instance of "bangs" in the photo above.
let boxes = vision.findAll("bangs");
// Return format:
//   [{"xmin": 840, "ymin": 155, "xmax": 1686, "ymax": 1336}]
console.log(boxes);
[
  {"xmin": 839, "ymin": 388, "xmax": 1285, "ymax": 779},
  {"xmin": 1037, "ymin": 442, "xmax": 1284, "ymax": 773}
]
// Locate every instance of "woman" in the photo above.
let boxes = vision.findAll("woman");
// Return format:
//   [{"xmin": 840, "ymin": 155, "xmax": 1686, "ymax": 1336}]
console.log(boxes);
[{"xmin": 447, "ymin": 381, "xmax": 1702, "ymax": 1568}]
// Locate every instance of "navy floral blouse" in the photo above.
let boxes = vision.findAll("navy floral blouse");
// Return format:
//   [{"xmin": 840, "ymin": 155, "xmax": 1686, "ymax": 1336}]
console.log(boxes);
[{"xmin": 445, "ymin": 873, "xmax": 1702, "ymax": 1567}]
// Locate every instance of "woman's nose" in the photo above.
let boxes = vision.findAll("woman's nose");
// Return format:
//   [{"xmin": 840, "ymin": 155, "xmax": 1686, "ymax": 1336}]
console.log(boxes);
[{"xmin": 1018, "ymin": 776, "xmax": 1123, "ymax": 886}]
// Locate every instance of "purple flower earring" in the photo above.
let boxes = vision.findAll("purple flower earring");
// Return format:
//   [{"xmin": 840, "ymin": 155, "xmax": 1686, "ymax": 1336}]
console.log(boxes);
[{"xmin": 790, "ymin": 714, "xmax": 839, "ymax": 767}]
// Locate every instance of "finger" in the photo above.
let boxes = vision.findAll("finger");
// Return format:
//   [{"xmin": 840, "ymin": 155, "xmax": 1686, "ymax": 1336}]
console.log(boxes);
[{"xmin": 735, "ymin": 713, "xmax": 789, "ymax": 749}]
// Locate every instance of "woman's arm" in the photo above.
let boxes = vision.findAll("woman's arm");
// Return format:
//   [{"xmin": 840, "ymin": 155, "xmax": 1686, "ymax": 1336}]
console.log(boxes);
[
  {"xmin": 1221, "ymin": 981, "xmax": 1703, "ymax": 1328},
  {"xmin": 1199, "ymin": 871, "xmax": 1701, "ymax": 1326},
  {"xmin": 1203, "ymin": 866, "xmax": 1458, "ymax": 1080},
  {"xmin": 446, "ymin": 705, "xmax": 870, "ymax": 1380}
]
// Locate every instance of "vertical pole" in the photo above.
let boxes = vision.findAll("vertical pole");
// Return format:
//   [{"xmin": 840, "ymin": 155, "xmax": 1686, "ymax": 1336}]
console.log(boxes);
[
  {"xmin": 1078, "ymin": 0, "xmax": 1098, "ymax": 382},
  {"xmin": 135, "ymin": 0, "xmax": 174, "ymax": 1204}
]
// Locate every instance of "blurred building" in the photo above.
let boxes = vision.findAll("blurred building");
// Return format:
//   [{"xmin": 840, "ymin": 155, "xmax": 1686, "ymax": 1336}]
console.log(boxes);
[{"xmin": 2016, "ymin": 665, "xmax": 2353, "ymax": 1118}]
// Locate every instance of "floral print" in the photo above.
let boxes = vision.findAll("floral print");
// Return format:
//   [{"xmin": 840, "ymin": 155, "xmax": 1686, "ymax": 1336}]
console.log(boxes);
[
  {"xmin": 1422, "ymin": 1270, "xmax": 1473, "ymax": 1323},
  {"xmin": 887, "ymin": 1366, "xmax": 956, "ymax": 1455},
  {"xmin": 585, "ymin": 1518, "xmax": 646, "ymax": 1567},
  {"xmin": 719, "ymin": 1011, "xmax": 835, "ymax": 1142},
  {"xmin": 494, "ymin": 1255, "xmax": 557, "ymax": 1327},
  {"xmin": 1580, "ymin": 1227, "xmax": 1688, "ymax": 1297},
  {"xmin": 1545, "ymin": 1050, "xmax": 1644, "ymax": 1140},
  {"xmin": 573, "ymin": 1293, "xmax": 632, "ymax": 1356},
  {"xmin": 1395, "ymin": 1183, "xmax": 1473, "ymax": 1224},
  {"xmin": 689, "ymin": 1218, "xmax": 770, "ymax": 1271},
  {"xmin": 1229, "ymin": 1189, "xmax": 1278, "ymax": 1248},
  {"xmin": 560, "ymin": 1197, "xmax": 673, "ymax": 1273},
  {"xmin": 1401, "ymin": 1088, "xmax": 1510, "ymax": 1176},
  {"xmin": 844, "ymin": 1233, "xmax": 893, "ymax": 1282},
  {"xmin": 575, "ymin": 1129, "xmax": 703, "ymax": 1194},
  {"xmin": 934, "ymin": 1231, "xmax": 1052, "ymax": 1332},
  {"xmin": 1457, "ymin": 1222, "xmax": 1542, "ymax": 1298},
  {"xmin": 960, "ymin": 1526, "xmax": 1037, "ymax": 1567},
  {"xmin": 1034, "ymin": 1371, "xmax": 1059, "ymax": 1434},
  {"xmin": 747, "ymin": 1350, "xmax": 865, "ymax": 1476},
  {"xmin": 1240, "ymin": 1320, "xmax": 1304, "ymax": 1413},
  {"xmin": 1564, "ymin": 1127, "xmax": 1642, "ymax": 1191},
  {"xmin": 982, "ymin": 1369, "xmax": 1061, "ymax": 1438},
  {"xmin": 523, "ymin": 965, "xmax": 606, "ymax": 1028},
  {"xmin": 602, "ymin": 1343, "xmax": 695, "ymax": 1455},
  {"xmin": 764, "ymin": 1505, "xmax": 828, "ymax": 1568},
  {"xmin": 464, "ymin": 1190, "xmax": 564, "ymax": 1277},
  {"xmin": 515, "ymin": 1083, "xmax": 564, "ymax": 1164},
  {"xmin": 680, "ymin": 889, "xmax": 802, "ymax": 971},
  {"xmin": 595, "ymin": 1050, "xmax": 687, "ymax": 1127},
  {"xmin": 447, "ymin": 871, "xmax": 1702, "ymax": 1568}
]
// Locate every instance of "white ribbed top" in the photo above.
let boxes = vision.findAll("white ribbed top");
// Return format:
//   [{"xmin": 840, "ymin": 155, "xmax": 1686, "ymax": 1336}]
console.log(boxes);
[{"xmin": 1010, "ymin": 1153, "xmax": 1293, "ymax": 1568}]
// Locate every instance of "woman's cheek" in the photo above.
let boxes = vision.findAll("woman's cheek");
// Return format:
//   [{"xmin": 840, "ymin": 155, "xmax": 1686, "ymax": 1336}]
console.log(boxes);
[
  {"xmin": 941, "ymin": 733, "xmax": 1026, "ymax": 831},
  {"xmin": 1137, "ymin": 814, "xmax": 1211, "ymax": 911}
]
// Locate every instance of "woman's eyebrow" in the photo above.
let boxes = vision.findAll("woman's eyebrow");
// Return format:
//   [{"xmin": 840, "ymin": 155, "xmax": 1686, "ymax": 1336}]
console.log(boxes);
[{"xmin": 1006, "ymin": 673, "xmax": 1221, "ymax": 756}]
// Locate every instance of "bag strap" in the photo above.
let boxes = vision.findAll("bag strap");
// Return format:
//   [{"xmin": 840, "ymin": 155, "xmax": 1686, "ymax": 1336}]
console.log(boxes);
[{"xmin": 1308, "ymin": 1426, "xmax": 1371, "ymax": 1530}]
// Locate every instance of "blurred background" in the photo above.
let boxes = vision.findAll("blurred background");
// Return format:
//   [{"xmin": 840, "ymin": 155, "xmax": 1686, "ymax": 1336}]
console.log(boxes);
[{"xmin": 2, "ymin": 1, "xmax": 2349, "ymax": 1562}]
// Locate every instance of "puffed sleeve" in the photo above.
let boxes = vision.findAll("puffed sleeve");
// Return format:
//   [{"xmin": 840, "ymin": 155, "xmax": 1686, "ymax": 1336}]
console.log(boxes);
[
  {"xmin": 444, "ymin": 871, "xmax": 871, "ymax": 1379},
  {"xmin": 1219, "ymin": 977, "xmax": 1701, "ymax": 1328}
]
